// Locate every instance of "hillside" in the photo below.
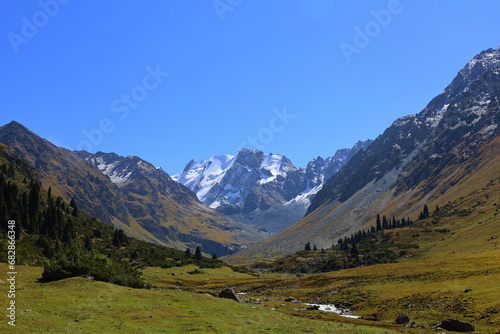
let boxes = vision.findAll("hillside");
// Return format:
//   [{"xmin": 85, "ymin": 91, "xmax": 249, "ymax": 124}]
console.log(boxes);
[
  {"xmin": 0, "ymin": 122, "xmax": 265, "ymax": 256},
  {"xmin": 229, "ymin": 47, "xmax": 500, "ymax": 262},
  {"xmin": 0, "ymin": 143, "xmax": 224, "ymax": 288}
]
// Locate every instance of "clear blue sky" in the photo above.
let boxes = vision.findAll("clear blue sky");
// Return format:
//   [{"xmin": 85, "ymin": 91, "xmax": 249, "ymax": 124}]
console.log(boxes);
[{"xmin": 1, "ymin": 1, "xmax": 499, "ymax": 174}]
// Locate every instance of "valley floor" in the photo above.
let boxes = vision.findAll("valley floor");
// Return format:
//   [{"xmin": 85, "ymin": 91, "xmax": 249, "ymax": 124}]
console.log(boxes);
[{"xmin": 1, "ymin": 250, "xmax": 499, "ymax": 333}]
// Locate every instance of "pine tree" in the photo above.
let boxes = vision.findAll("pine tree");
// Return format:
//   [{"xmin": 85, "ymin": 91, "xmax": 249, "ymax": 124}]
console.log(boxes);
[
  {"xmin": 47, "ymin": 187, "xmax": 53, "ymax": 205},
  {"xmin": 376, "ymin": 214, "xmax": 382, "ymax": 231},
  {"xmin": 313, "ymin": 244, "xmax": 318, "ymax": 251},
  {"xmin": 423, "ymin": 204, "xmax": 429, "ymax": 218},
  {"xmin": 70, "ymin": 198, "xmax": 78, "ymax": 217},
  {"xmin": 382, "ymin": 215, "xmax": 388, "ymax": 230},
  {"xmin": 350, "ymin": 242, "xmax": 359, "ymax": 255},
  {"xmin": 84, "ymin": 236, "xmax": 93, "ymax": 251},
  {"xmin": 194, "ymin": 246, "xmax": 202, "ymax": 260},
  {"xmin": 112, "ymin": 230, "xmax": 121, "ymax": 247},
  {"xmin": 28, "ymin": 181, "xmax": 40, "ymax": 229},
  {"xmin": 94, "ymin": 229, "xmax": 102, "ymax": 238},
  {"xmin": 304, "ymin": 242, "xmax": 311, "ymax": 251},
  {"xmin": 185, "ymin": 248, "xmax": 192, "ymax": 259}
]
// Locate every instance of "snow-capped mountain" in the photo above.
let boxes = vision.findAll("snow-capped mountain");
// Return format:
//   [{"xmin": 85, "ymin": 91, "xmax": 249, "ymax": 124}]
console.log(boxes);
[
  {"xmin": 233, "ymin": 46, "xmax": 500, "ymax": 259},
  {"xmin": 173, "ymin": 141, "xmax": 371, "ymax": 233},
  {"xmin": 73, "ymin": 150, "xmax": 266, "ymax": 255}
]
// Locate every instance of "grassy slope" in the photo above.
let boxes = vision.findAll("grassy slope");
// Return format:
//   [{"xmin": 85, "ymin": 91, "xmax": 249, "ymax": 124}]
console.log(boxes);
[
  {"xmin": 1, "ymin": 264, "xmax": 410, "ymax": 334},
  {"xmin": 230, "ymin": 136, "xmax": 500, "ymax": 263},
  {"xmin": 142, "ymin": 252, "xmax": 500, "ymax": 333}
]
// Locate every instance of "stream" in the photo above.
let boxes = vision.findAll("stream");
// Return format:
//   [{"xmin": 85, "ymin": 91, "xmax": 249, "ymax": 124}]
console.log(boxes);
[{"xmin": 304, "ymin": 303, "xmax": 361, "ymax": 319}]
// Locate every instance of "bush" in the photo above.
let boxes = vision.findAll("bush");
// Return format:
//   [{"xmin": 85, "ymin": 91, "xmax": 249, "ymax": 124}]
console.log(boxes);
[
  {"xmin": 41, "ymin": 241, "xmax": 146, "ymax": 288},
  {"xmin": 187, "ymin": 268, "xmax": 205, "ymax": 275}
]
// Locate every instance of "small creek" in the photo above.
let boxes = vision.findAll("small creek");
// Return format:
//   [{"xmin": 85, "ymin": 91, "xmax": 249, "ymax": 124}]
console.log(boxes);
[{"xmin": 304, "ymin": 303, "xmax": 361, "ymax": 319}]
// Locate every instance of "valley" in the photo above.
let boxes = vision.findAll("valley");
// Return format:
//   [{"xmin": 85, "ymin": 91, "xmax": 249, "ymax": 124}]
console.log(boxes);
[{"xmin": 0, "ymin": 46, "xmax": 499, "ymax": 333}]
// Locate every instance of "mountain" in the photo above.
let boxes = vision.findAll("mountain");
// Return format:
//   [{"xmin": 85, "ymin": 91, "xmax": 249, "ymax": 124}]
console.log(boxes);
[
  {"xmin": 173, "ymin": 141, "xmax": 371, "ymax": 234},
  {"xmin": 0, "ymin": 122, "xmax": 265, "ymax": 255},
  {"xmin": 0, "ymin": 142, "xmax": 226, "ymax": 289},
  {"xmin": 230, "ymin": 46, "xmax": 500, "ymax": 261}
]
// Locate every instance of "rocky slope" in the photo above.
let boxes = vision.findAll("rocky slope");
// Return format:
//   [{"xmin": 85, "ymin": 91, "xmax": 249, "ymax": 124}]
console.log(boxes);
[{"xmin": 230, "ymin": 46, "xmax": 500, "ymax": 261}]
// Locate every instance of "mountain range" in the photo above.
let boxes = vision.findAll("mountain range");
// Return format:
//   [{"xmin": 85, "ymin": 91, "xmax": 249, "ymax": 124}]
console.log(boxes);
[
  {"xmin": 0, "ymin": 46, "xmax": 498, "ymax": 264},
  {"xmin": 0, "ymin": 122, "xmax": 266, "ymax": 256},
  {"xmin": 230, "ymin": 46, "xmax": 500, "ymax": 261},
  {"xmin": 172, "ymin": 141, "xmax": 371, "ymax": 234}
]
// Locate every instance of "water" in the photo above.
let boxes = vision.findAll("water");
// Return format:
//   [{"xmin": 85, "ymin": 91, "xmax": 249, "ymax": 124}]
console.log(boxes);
[{"xmin": 304, "ymin": 303, "xmax": 361, "ymax": 319}]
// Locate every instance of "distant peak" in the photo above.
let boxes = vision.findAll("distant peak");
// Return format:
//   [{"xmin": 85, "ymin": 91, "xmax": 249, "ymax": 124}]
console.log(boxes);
[
  {"xmin": 237, "ymin": 147, "xmax": 263, "ymax": 155},
  {"xmin": 2, "ymin": 120, "xmax": 29, "ymax": 131},
  {"xmin": 0, "ymin": 121, "xmax": 42, "ymax": 141}
]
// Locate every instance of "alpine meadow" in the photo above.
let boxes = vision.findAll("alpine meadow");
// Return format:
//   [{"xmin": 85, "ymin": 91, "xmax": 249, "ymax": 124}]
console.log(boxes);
[{"xmin": 1, "ymin": 2, "xmax": 500, "ymax": 333}]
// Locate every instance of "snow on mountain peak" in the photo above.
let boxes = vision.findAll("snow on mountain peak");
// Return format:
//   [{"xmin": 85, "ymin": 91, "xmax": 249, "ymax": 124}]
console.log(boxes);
[{"xmin": 172, "ymin": 154, "xmax": 237, "ymax": 201}]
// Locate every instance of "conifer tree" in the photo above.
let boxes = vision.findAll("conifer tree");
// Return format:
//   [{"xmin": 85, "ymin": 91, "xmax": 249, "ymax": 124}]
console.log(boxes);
[
  {"xmin": 423, "ymin": 204, "xmax": 429, "ymax": 218},
  {"xmin": 376, "ymin": 214, "xmax": 381, "ymax": 231},
  {"xmin": 194, "ymin": 246, "xmax": 202, "ymax": 260},
  {"xmin": 70, "ymin": 198, "xmax": 78, "ymax": 217},
  {"xmin": 382, "ymin": 215, "xmax": 388, "ymax": 230},
  {"xmin": 350, "ymin": 242, "xmax": 358, "ymax": 255}
]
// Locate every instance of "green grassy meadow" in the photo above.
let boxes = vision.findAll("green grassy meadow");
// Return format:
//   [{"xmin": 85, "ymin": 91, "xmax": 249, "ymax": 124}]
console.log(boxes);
[
  {"xmin": 1, "ymin": 248, "xmax": 498, "ymax": 333},
  {"xmin": 0, "ymin": 263, "xmax": 416, "ymax": 334}
]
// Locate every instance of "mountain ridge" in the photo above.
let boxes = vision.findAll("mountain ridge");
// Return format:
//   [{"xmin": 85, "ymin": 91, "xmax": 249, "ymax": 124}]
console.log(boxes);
[
  {"xmin": 172, "ymin": 140, "xmax": 372, "ymax": 233},
  {"xmin": 228, "ymin": 46, "xmax": 500, "ymax": 262},
  {"xmin": 0, "ymin": 121, "xmax": 265, "ymax": 255}
]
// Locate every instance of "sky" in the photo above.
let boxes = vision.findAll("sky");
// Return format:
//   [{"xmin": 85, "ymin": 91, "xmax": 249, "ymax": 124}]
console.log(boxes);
[{"xmin": 1, "ymin": 1, "xmax": 499, "ymax": 174}]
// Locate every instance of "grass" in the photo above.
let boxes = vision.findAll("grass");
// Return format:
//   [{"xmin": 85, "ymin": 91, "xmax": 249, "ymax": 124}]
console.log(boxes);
[
  {"xmin": 142, "ymin": 251, "xmax": 500, "ymax": 334},
  {"xmin": 0, "ymin": 263, "xmax": 418, "ymax": 334},
  {"xmin": 0, "ymin": 251, "xmax": 499, "ymax": 333}
]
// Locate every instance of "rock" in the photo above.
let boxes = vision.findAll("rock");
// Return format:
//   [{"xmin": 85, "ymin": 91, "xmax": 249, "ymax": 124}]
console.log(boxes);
[
  {"xmin": 434, "ymin": 319, "xmax": 475, "ymax": 332},
  {"xmin": 284, "ymin": 297, "xmax": 296, "ymax": 302},
  {"xmin": 406, "ymin": 321, "xmax": 417, "ymax": 328},
  {"xmin": 306, "ymin": 305, "xmax": 319, "ymax": 310},
  {"xmin": 464, "ymin": 288, "xmax": 472, "ymax": 293},
  {"xmin": 395, "ymin": 312, "xmax": 410, "ymax": 324},
  {"xmin": 218, "ymin": 288, "xmax": 244, "ymax": 303}
]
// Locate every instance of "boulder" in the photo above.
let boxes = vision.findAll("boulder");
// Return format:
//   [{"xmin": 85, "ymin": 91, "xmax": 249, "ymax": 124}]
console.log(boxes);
[
  {"xmin": 306, "ymin": 305, "xmax": 319, "ymax": 310},
  {"xmin": 218, "ymin": 288, "xmax": 244, "ymax": 303},
  {"xmin": 435, "ymin": 319, "xmax": 475, "ymax": 332},
  {"xmin": 405, "ymin": 321, "xmax": 416, "ymax": 328},
  {"xmin": 395, "ymin": 312, "xmax": 410, "ymax": 324}
]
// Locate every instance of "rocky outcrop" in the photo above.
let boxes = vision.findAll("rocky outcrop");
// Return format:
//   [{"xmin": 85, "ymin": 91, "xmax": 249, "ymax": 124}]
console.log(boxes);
[
  {"xmin": 218, "ymin": 288, "xmax": 244, "ymax": 303},
  {"xmin": 395, "ymin": 313, "xmax": 410, "ymax": 324},
  {"xmin": 434, "ymin": 319, "xmax": 475, "ymax": 332}
]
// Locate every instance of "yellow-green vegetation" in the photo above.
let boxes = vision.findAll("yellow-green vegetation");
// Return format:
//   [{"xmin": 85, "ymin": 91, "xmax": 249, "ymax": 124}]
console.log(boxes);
[
  {"xmin": 1, "ymin": 263, "xmax": 414, "ymax": 334},
  {"xmin": 142, "ymin": 251, "xmax": 500, "ymax": 333}
]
